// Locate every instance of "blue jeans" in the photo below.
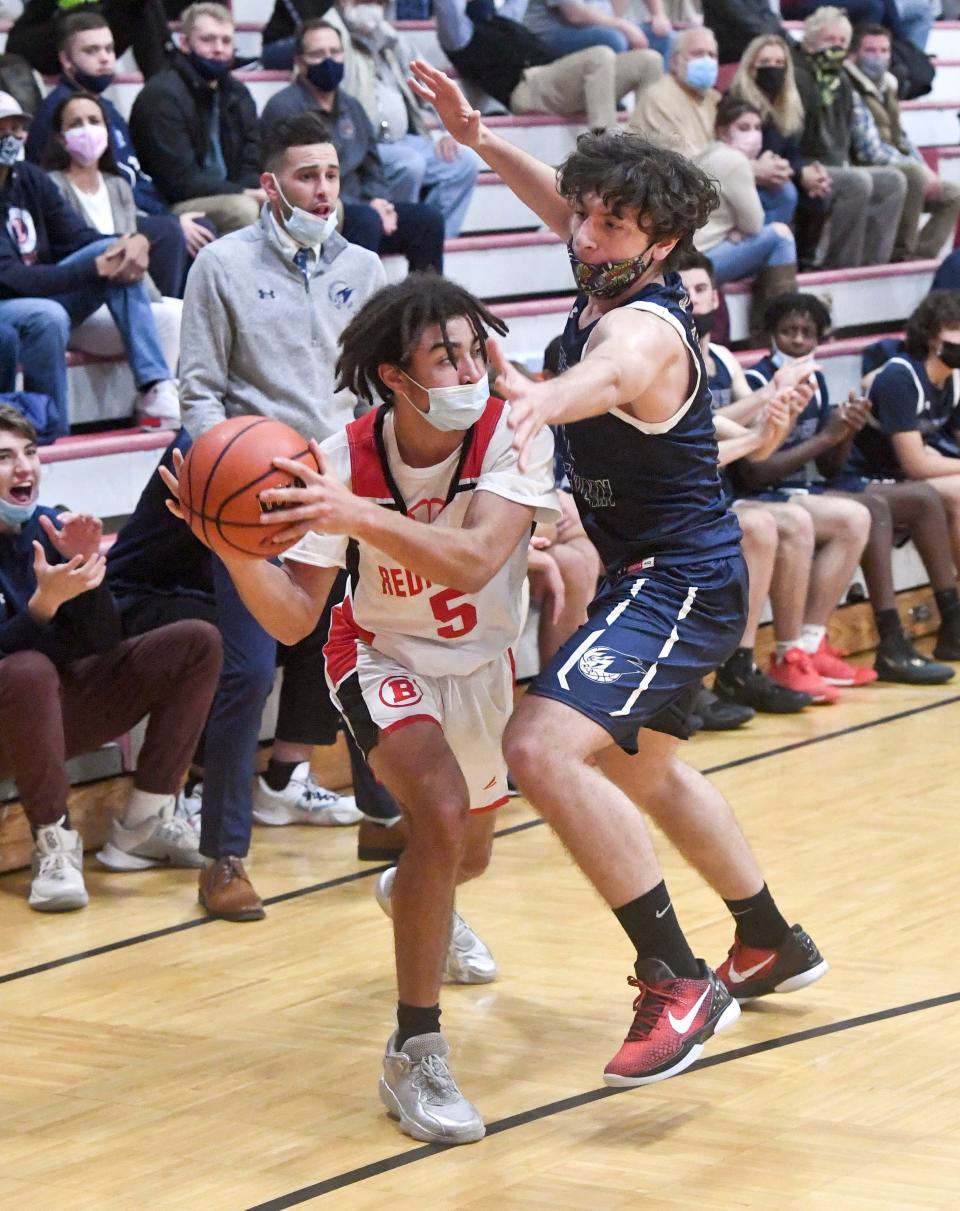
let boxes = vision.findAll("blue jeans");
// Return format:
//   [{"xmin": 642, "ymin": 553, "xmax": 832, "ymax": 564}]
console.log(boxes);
[
  {"xmin": 706, "ymin": 224, "xmax": 796, "ymax": 285},
  {"xmin": 758, "ymin": 180, "xmax": 798, "ymax": 225},
  {"xmin": 0, "ymin": 320, "xmax": 18, "ymax": 393},
  {"xmin": 377, "ymin": 134, "xmax": 481, "ymax": 238},
  {"xmin": 0, "ymin": 237, "xmax": 170, "ymax": 435},
  {"xmin": 261, "ymin": 36, "xmax": 295, "ymax": 69},
  {"xmin": 897, "ymin": 0, "xmax": 934, "ymax": 48},
  {"xmin": 539, "ymin": 21, "xmax": 673, "ymax": 63}
]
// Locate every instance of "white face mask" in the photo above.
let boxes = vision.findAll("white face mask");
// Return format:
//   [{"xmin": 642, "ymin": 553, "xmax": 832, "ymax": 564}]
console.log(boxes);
[
  {"xmin": 346, "ymin": 3, "xmax": 383, "ymax": 33},
  {"xmin": 771, "ymin": 341, "xmax": 815, "ymax": 369},
  {"xmin": 402, "ymin": 372, "xmax": 489, "ymax": 432},
  {"xmin": 272, "ymin": 175, "xmax": 337, "ymax": 247}
]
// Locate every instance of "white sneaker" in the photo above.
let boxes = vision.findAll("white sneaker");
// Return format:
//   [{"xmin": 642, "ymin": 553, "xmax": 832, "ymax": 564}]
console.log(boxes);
[
  {"xmin": 96, "ymin": 798, "xmax": 204, "ymax": 870},
  {"xmin": 252, "ymin": 761, "xmax": 361, "ymax": 826},
  {"xmin": 29, "ymin": 819, "xmax": 88, "ymax": 912},
  {"xmin": 380, "ymin": 1032, "xmax": 485, "ymax": 1145},
  {"xmin": 175, "ymin": 784, "xmax": 202, "ymax": 836},
  {"xmin": 374, "ymin": 867, "xmax": 498, "ymax": 985},
  {"xmin": 135, "ymin": 380, "xmax": 180, "ymax": 430}
]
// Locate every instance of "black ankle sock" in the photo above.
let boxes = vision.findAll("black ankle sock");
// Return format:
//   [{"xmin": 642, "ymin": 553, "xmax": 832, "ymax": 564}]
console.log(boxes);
[
  {"xmin": 935, "ymin": 587, "xmax": 960, "ymax": 626},
  {"xmin": 725, "ymin": 646, "xmax": 754, "ymax": 675},
  {"xmin": 614, "ymin": 881, "xmax": 699, "ymax": 979},
  {"xmin": 724, "ymin": 883, "xmax": 790, "ymax": 948},
  {"xmin": 875, "ymin": 608, "xmax": 903, "ymax": 643},
  {"xmin": 396, "ymin": 1002, "xmax": 441, "ymax": 1048},
  {"xmin": 264, "ymin": 759, "xmax": 300, "ymax": 791},
  {"xmin": 31, "ymin": 811, "xmax": 70, "ymax": 839}
]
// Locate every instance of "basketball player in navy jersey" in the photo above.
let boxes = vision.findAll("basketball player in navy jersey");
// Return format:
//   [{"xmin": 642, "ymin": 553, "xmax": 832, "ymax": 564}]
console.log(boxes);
[{"xmin": 411, "ymin": 59, "xmax": 829, "ymax": 1087}]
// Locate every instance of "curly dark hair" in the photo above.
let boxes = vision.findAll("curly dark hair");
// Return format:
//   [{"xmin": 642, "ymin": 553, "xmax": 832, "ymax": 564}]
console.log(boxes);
[
  {"xmin": 763, "ymin": 291, "xmax": 832, "ymax": 340},
  {"xmin": 556, "ymin": 129, "xmax": 720, "ymax": 270},
  {"xmin": 904, "ymin": 290, "xmax": 960, "ymax": 358},
  {"xmin": 336, "ymin": 274, "xmax": 508, "ymax": 405},
  {"xmin": 41, "ymin": 92, "xmax": 120, "ymax": 175}
]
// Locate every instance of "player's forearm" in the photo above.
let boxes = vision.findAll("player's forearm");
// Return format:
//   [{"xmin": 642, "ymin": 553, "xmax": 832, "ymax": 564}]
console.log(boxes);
[
  {"xmin": 473, "ymin": 127, "xmax": 572, "ymax": 238},
  {"xmin": 224, "ymin": 558, "xmax": 322, "ymax": 645},
  {"xmin": 545, "ymin": 353, "xmax": 636, "ymax": 424},
  {"xmin": 717, "ymin": 389, "xmax": 769, "ymax": 427},
  {"xmin": 736, "ymin": 432, "xmax": 838, "ymax": 491},
  {"xmin": 718, "ymin": 430, "xmax": 763, "ymax": 467},
  {"xmin": 353, "ymin": 501, "xmax": 500, "ymax": 593},
  {"xmin": 903, "ymin": 447, "xmax": 960, "ymax": 479}
]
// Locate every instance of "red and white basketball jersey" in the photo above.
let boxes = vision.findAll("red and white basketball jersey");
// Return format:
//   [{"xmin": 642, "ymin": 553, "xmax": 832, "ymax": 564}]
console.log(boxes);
[{"xmin": 283, "ymin": 399, "xmax": 559, "ymax": 676}]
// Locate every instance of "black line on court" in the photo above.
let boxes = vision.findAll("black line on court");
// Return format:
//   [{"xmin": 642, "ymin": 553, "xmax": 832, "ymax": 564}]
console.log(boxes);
[
  {"xmin": 2, "ymin": 691, "xmax": 957, "ymax": 989},
  {"xmin": 243, "ymin": 988, "xmax": 960, "ymax": 1210}
]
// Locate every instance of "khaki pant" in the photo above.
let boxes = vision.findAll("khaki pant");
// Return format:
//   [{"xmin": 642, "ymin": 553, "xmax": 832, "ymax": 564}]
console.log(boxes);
[
  {"xmin": 822, "ymin": 165, "xmax": 907, "ymax": 268},
  {"xmin": 172, "ymin": 193, "xmax": 261, "ymax": 235},
  {"xmin": 893, "ymin": 159, "xmax": 960, "ymax": 261},
  {"xmin": 510, "ymin": 45, "xmax": 662, "ymax": 131}
]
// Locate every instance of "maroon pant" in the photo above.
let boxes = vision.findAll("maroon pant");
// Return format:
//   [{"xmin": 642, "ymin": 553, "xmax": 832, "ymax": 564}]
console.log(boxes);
[{"xmin": 0, "ymin": 621, "xmax": 222, "ymax": 828}]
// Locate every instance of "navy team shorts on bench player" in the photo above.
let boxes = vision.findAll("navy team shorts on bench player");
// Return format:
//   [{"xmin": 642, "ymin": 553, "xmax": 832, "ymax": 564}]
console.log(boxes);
[{"xmin": 529, "ymin": 554, "xmax": 749, "ymax": 753}]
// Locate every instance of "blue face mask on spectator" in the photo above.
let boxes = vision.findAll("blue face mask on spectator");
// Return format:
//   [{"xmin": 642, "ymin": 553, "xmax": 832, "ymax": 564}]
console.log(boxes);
[
  {"xmin": 188, "ymin": 51, "xmax": 234, "ymax": 81},
  {"xmin": 857, "ymin": 54, "xmax": 890, "ymax": 81},
  {"xmin": 0, "ymin": 496, "xmax": 36, "ymax": 528},
  {"xmin": 685, "ymin": 56, "xmax": 718, "ymax": 90},
  {"xmin": 305, "ymin": 58, "xmax": 345, "ymax": 92},
  {"xmin": 72, "ymin": 68, "xmax": 114, "ymax": 94}
]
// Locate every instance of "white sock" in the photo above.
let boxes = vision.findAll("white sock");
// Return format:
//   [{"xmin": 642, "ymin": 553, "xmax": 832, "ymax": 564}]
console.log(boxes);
[
  {"xmin": 123, "ymin": 789, "xmax": 175, "ymax": 828},
  {"xmin": 775, "ymin": 640, "xmax": 802, "ymax": 663},
  {"xmin": 800, "ymin": 624, "xmax": 826, "ymax": 654}
]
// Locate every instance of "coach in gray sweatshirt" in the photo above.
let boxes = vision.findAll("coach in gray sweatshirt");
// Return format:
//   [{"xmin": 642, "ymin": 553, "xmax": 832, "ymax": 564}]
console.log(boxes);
[{"xmin": 180, "ymin": 109, "xmax": 386, "ymax": 443}]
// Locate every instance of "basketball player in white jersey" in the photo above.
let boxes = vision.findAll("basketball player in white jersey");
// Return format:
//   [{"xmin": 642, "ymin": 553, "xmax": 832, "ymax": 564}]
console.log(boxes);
[{"xmin": 163, "ymin": 275, "xmax": 559, "ymax": 1146}]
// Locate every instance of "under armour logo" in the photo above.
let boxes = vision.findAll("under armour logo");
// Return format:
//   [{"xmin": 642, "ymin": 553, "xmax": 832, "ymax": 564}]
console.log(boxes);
[{"xmin": 258, "ymin": 289, "xmax": 276, "ymax": 299}]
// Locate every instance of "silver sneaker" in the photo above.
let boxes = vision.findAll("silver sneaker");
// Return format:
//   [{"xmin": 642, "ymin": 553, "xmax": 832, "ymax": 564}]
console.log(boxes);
[
  {"xmin": 29, "ymin": 820, "xmax": 88, "ymax": 912},
  {"xmin": 96, "ymin": 798, "xmax": 204, "ymax": 870},
  {"xmin": 252, "ymin": 761, "xmax": 361, "ymax": 826},
  {"xmin": 175, "ymin": 784, "xmax": 202, "ymax": 836},
  {"xmin": 380, "ymin": 1032, "xmax": 485, "ymax": 1145},
  {"xmin": 374, "ymin": 867, "xmax": 497, "ymax": 985}
]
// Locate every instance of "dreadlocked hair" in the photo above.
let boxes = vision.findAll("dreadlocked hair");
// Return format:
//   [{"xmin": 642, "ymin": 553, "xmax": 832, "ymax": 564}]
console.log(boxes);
[
  {"xmin": 557, "ymin": 129, "xmax": 720, "ymax": 271},
  {"xmin": 336, "ymin": 274, "xmax": 508, "ymax": 405}
]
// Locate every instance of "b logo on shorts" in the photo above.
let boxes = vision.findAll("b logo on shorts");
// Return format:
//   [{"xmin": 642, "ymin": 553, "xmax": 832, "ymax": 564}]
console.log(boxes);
[{"xmin": 378, "ymin": 676, "xmax": 423, "ymax": 707}]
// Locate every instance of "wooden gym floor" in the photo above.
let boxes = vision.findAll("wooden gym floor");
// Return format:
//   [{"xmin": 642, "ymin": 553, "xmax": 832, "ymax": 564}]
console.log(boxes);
[{"xmin": 1, "ymin": 674, "xmax": 959, "ymax": 1210}]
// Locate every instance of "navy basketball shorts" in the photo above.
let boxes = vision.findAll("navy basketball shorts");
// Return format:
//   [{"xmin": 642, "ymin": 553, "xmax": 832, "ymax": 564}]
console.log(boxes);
[{"xmin": 529, "ymin": 554, "xmax": 749, "ymax": 753}]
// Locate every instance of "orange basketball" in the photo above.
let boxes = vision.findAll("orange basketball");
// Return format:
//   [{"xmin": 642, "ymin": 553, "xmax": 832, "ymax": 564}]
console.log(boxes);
[{"xmin": 179, "ymin": 416, "xmax": 319, "ymax": 560}]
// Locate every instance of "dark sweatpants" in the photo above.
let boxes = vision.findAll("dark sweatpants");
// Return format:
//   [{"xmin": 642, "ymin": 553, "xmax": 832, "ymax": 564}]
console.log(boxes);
[{"xmin": 0, "ymin": 620, "xmax": 221, "ymax": 828}]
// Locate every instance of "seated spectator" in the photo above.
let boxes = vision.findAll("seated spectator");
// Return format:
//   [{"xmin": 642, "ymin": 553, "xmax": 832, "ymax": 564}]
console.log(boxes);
[
  {"xmin": 106, "ymin": 432, "xmax": 370, "ymax": 837},
  {"xmin": 43, "ymin": 93, "xmax": 184, "ymax": 392},
  {"xmin": 850, "ymin": 291, "xmax": 960, "ymax": 630},
  {"xmin": 7, "ymin": 0, "xmax": 181, "ymax": 79},
  {"xmin": 433, "ymin": 0, "xmax": 662, "ymax": 132},
  {"xmin": 896, "ymin": 0, "xmax": 936, "ymax": 50},
  {"xmin": 323, "ymin": 0, "xmax": 480, "ymax": 239},
  {"xmin": 260, "ymin": 20, "xmax": 444, "ymax": 272},
  {"xmin": 933, "ymin": 250, "xmax": 960, "ymax": 293},
  {"xmin": 729, "ymin": 34, "xmax": 834, "ymax": 263},
  {"xmin": 735, "ymin": 293, "xmax": 876, "ymax": 700},
  {"xmin": 780, "ymin": 0, "xmax": 905, "ymax": 43},
  {"xmin": 628, "ymin": 26, "xmax": 719, "ymax": 156},
  {"xmin": 679, "ymin": 251, "xmax": 818, "ymax": 713},
  {"xmin": 846, "ymin": 23, "xmax": 960, "ymax": 262},
  {"xmin": 0, "ymin": 405, "xmax": 221, "ymax": 913},
  {"xmin": 763, "ymin": 291, "xmax": 960, "ymax": 680},
  {"xmin": 695, "ymin": 96, "xmax": 797, "ymax": 338},
  {"xmin": 792, "ymin": 7, "xmax": 907, "ymax": 268},
  {"xmin": 0, "ymin": 322, "xmax": 19, "ymax": 394},
  {"xmin": 129, "ymin": 3, "xmax": 265, "ymax": 236},
  {"xmin": 700, "ymin": 0, "xmax": 788, "ymax": 65},
  {"xmin": 0, "ymin": 92, "xmax": 180, "ymax": 434},
  {"xmin": 261, "ymin": 0, "xmax": 336, "ymax": 69},
  {"xmin": 24, "ymin": 12, "xmax": 215, "ymax": 299},
  {"xmin": 522, "ymin": 0, "xmax": 675, "ymax": 65}
]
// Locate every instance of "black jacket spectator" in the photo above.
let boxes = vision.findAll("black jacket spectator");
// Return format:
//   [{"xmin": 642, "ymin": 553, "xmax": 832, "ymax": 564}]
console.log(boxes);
[
  {"xmin": 128, "ymin": 49, "xmax": 261, "ymax": 204},
  {"xmin": 446, "ymin": 15, "xmax": 553, "ymax": 109},
  {"xmin": 793, "ymin": 47, "xmax": 855, "ymax": 165},
  {"xmin": 7, "ymin": 0, "xmax": 180, "ymax": 78},
  {"xmin": 701, "ymin": 0, "xmax": 789, "ymax": 65}
]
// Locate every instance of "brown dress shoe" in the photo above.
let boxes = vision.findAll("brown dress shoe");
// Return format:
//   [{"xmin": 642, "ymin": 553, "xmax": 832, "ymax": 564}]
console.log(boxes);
[
  {"xmin": 357, "ymin": 816, "xmax": 407, "ymax": 862},
  {"xmin": 198, "ymin": 856, "xmax": 266, "ymax": 921}
]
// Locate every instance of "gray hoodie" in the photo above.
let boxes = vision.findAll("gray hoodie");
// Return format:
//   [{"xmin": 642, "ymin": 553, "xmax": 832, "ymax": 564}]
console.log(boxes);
[{"xmin": 180, "ymin": 207, "xmax": 387, "ymax": 442}]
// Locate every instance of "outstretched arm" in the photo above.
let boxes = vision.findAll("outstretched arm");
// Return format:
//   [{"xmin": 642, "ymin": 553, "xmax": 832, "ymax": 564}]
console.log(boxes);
[{"xmin": 408, "ymin": 59, "xmax": 573, "ymax": 238}]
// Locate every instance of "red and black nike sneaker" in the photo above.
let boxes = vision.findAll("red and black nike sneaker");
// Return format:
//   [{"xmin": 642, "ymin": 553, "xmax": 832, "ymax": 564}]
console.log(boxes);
[
  {"xmin": 716, "ymin": 924, "xmax": 828, "ymax": 1001},
  {"xmin": 603, "ymin": 959, "xmax": 740, "ymax": 1087}
]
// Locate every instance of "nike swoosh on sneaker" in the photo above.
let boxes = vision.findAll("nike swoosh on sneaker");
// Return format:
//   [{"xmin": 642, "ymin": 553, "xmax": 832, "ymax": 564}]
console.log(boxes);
[
  {"xmin": 726, "ymin": 953, "xmax": 776, "ymax": 984},
  {"xmin": 668, "ymin": 986, "xmax": 711, "ymax": 1034}
]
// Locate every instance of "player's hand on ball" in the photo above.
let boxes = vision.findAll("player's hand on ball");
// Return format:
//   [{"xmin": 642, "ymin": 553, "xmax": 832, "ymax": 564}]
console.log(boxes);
[
  {"xmin": 39, "ymin": 511, "xmax": 102, "ymax": 561},
  {"xmin": 159, "ymin": 449, "xmax": 187, "ymax": 522},
  {"xmin": 259, "ymin": 440, "xmax": 357, "ymax": 542}
]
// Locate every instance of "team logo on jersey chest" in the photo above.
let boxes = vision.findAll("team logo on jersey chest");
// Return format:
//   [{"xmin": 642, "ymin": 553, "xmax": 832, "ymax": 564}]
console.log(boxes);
[
  {"xmin": 578, "ymin": 646, "xmax": 647, "ymax": 684},
  {"xmin": 378, "ymin": 676, "xmax": 424, "ymax": 707}
]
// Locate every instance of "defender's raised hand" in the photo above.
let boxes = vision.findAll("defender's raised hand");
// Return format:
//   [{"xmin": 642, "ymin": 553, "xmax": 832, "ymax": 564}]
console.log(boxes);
[{"xmin": 409, "ymin": 59, "xmax": 482, "ymax": 149}]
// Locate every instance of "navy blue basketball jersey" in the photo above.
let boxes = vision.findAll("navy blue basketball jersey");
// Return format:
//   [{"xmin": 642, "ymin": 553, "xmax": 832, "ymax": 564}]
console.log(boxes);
[
  {"xmin": 705, "ymin": 342, "xmax": 738, "ymax": 413},
  {"xmin": 745, "ymin": 353, "xmax": 830, "ymax": 491},
  {"xmin": 851, "ymin": 354, "xmax": 960, "ymax": 480},
  {"xmin": 555, "ymin": 273, "xmax": 741, "ymax": 574}
]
